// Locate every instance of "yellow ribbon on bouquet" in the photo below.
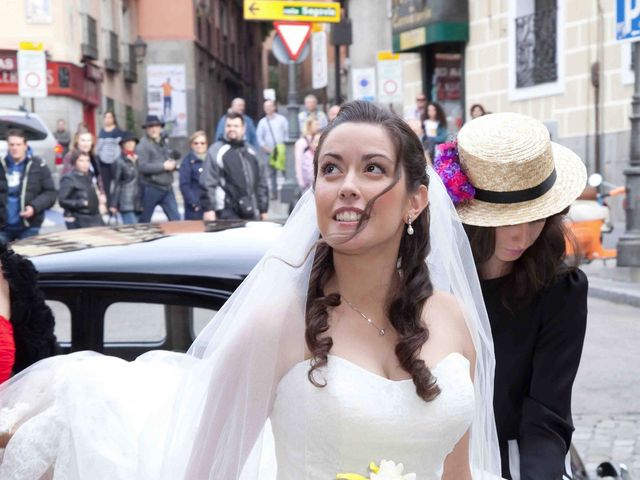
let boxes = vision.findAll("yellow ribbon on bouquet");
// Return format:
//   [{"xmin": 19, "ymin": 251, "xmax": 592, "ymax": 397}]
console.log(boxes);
[{"xmin": 336, "ymin": 461, "xmax": 380, "ymax": 479}]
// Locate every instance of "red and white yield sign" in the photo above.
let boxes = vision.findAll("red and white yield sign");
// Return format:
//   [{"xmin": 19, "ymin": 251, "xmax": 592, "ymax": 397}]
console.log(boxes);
[{"xmin": 274, "ymin": 22, "xmax": 312, "ymax": 61}]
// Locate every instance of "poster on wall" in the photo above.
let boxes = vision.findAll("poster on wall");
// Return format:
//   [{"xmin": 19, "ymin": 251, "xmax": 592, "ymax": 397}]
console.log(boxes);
[
  {"xmin": 146, "ymin": 64, "xmax": 187, "ymax": 138},
  {"xmin": 25, "ymin": 0, "xmax": 53, "ymax": 24}
]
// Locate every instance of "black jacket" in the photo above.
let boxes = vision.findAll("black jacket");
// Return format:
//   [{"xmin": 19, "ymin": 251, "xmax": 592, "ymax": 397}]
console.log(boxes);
[
  {"xmin": 0, "ymin": 245, "xmax": 58, "ymax": 374},
  {"xmin": 481, "ymin": 268, "xmax": 588, "ymax": 480},
  {"xmin": 58, "ymin": 170, "xmax": 104, "ymax": 228},
  {"xmin": 0, "ymin": 155, "xmax": 57, "ymax": 229},
  {"xmin": 110, "ymin": 153, "xmax": 141, "ymax": 213},
  {"xmin": 200, "ymin": 140, "xmax": 269, "ymax": 219}
]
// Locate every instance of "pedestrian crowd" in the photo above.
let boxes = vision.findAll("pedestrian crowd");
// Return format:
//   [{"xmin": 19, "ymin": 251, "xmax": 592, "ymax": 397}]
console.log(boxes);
[{"xmin": 0, "ymin": 95, "xmax": 342, "ymax": 243}]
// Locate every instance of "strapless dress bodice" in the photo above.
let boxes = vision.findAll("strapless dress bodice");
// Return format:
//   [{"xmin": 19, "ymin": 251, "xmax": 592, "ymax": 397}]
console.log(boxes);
[{"xmin": 270, "ymin": 352, "xmax": 475, "ymax": 479}]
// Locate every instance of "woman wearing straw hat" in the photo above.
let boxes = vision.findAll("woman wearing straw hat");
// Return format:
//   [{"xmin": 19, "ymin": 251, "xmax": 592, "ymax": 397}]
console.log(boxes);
[{"xmin": 435, "ymin": 112, "xmax": 588, "ymax": 480}]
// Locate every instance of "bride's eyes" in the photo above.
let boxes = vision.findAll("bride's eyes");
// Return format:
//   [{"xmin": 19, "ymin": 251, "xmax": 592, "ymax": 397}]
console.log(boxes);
[
  {"xmin": 365, "ymin": 163, "xmax": 385, "ymax": 174},
  {"xmin": 319, "ymin": 161, "xmax": 386, "ymax": 176},
  {"xmin": 320, "ymin": 162, "xmax": 339, "ymax": 175}
]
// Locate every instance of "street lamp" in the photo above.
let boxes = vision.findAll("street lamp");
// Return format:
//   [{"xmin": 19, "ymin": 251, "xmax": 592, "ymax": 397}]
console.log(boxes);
[{"xmin": 133, "ymin": 35, "xmax": 147, "ymax": 63}]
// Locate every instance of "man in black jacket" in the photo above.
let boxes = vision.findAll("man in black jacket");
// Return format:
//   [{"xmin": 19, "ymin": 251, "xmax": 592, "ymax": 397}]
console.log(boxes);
[
  {"xmin": 201, "ymin": 112, "xmax": 269, "ymax": 221},
  {"xmin": 0, "ymin": 129, "xmax": 57, "ymax": 243},
  {"xmin": 136, "ymin": 115, "xmax": 180, "ymax": 223}
]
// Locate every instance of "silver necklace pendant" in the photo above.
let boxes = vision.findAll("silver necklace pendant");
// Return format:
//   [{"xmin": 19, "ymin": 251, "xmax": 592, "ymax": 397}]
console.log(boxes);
[{"xmin": 343, "ymin": 297, "xmax": 386, "ymax": 336}]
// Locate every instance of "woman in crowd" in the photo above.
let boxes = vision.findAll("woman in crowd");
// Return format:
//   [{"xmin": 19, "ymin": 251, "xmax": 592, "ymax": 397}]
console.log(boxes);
[
  {"xmin": 294, "ymin": 114, "xmax": 321, "ymax": 193},
  {"xmin": 421, "ymin": 101, "xmax": 448, "ymax": 159},
  {"xmin": 0, "ymin": 102, "xmax": 502, "ymax": 479},
  {"xmin": 435, "ymin": 112, "xmax": 588, "ymax": 480},
  {"xmin": 96, "ymin": 111, "xmax": 124, "ymax": 204},
  {"xmin": 109, "ymin": 131, "xmax": 141, "ymax": 225},
  {"xmin": 58, "ymin": 151, "xmax": 105, "ymax": 229},
  {"xmin": 469, "ymin": 104, "xmax": 487, "ymax": 120},
  {"xmin": 179, "ymin": 131, "xmax": 208, "ymax": 220}
]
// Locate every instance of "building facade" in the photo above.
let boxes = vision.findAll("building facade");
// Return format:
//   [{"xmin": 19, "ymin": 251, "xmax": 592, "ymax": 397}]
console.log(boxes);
[
  {"xmin": 465, "ymin": 0, "xmax": 632, "ymax": 214},
  {"xmin": 0, "ymin": 0, "xmax": 143, "ymax": 136}
]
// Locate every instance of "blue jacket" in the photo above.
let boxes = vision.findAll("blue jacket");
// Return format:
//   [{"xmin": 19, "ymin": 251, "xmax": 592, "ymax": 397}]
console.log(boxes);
[
  {"xmin": 215, "ymin": 114, "xmax": 258, "ymax": 149},
  {"xmin": 179, "ymin": 151, "xmax": 205, "ymax": 211}
]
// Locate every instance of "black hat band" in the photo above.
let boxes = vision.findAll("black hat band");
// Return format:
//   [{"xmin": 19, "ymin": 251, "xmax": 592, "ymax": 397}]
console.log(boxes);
[{"xmin": 474, "ymin": 168, "xmax": 557, "ymax": 204}]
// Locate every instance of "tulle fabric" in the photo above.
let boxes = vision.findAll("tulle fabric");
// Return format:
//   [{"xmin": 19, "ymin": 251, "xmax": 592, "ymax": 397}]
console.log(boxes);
[{"xmin": 0, "ymin": 167, "xmax": 501, "ymax": 479}]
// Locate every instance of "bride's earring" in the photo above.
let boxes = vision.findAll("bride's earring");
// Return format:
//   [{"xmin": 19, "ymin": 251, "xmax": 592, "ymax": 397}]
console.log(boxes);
[{"xmin": 406, "ymin": 215, "xmax": 414, "ymax": 236}]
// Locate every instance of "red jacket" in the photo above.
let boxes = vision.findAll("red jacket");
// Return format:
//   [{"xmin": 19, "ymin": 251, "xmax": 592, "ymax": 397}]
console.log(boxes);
[{"xmin": 0, "ymin": 315, "xmax": 15, "ymax": 382}]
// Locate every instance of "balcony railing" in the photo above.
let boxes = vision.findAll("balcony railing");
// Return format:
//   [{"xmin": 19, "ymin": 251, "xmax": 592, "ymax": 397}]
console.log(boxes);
[
  {"xmin": 515, "ymin": 7, "xmax": 558, "ymax": 88},
  {"xmin": 123, "ymin": 44, "xmax": 137, "ymax": 83},
  {"xmin": 104, "ymin": 31, "xmax": 121, "ymax": 72},
  {"xmin": 81, "ymin": 14, "xmax": 99, "ymax": 60}
]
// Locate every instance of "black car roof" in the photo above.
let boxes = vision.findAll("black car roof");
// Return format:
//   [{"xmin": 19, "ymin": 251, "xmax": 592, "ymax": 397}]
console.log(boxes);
[{"xmin": 12, "ymin": 220, "xmax": 283, "ymax": 280}]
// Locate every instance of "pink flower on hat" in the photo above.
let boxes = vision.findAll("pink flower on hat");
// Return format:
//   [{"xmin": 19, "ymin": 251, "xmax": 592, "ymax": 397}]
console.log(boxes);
[{"xmin": 433, "ymin": 141, "xmax": 475, "ymax": 205}]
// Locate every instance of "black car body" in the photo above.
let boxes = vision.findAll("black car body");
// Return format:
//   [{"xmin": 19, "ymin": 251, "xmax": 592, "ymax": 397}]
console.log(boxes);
[{"xmin": 11, "ymin": 220, "xmax": 283, "ymax": 360}]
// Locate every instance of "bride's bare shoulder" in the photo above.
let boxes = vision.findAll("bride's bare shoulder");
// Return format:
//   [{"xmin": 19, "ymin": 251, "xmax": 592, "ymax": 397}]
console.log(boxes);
[{"xmin": 421, "ymin": 291, "xmax": 475, "ymax": 363}]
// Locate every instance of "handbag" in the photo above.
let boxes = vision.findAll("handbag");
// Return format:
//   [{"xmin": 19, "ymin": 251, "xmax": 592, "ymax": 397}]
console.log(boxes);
[
  {"xmin": 236, "ymin": 195, "xmax": 256, "ymax": 219},
  {"xmin": 266, "ymin": 118, "xmax": 286, "ymax": 171}
]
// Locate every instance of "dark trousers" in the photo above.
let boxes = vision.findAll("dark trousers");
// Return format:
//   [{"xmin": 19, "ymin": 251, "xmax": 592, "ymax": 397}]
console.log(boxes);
[
  {"xmin": 184, "ymin": 205, "xmax": 203, "ymax": 220},
  {"xmin": 0, "ymin": 225, "xmax": 40, "ymax": 244},
  {"xmin": 139, "ymin": 184, "xmax": 180, "ymax": 222},
  {"xmin": 99, "ymin": 161, "xmax": 114, "ymax": 205}
]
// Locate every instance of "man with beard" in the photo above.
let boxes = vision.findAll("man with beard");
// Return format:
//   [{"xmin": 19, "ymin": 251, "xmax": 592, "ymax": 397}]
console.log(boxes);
[{"xmin": 201, "ymin": 112, "xmax": 269, "ymax": 221}]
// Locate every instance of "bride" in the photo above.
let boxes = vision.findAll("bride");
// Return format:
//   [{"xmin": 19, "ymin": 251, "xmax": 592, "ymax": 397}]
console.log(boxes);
[{"xmin": 0, "ymin": 101, "xmax": 502, "ymax": 479}]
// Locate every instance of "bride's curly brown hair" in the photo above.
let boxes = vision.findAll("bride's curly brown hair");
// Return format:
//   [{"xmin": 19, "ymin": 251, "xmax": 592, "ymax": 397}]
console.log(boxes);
[{"xmin": 305, "ymin": 101, "xmax": 440, "ymax": 402}]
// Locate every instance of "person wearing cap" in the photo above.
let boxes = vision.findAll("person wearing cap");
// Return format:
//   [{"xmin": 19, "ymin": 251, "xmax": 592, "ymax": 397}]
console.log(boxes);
[
  {"xmin": 136, "ymin": 115, "xmax": 180, "ymax": 223},
  {"xmin": 109, "ymin": 131, "xmax": 142, "ymax": 225},
  {"xmin": 440, "ymin": 112, "xmax": 588, "ymax": 480}
]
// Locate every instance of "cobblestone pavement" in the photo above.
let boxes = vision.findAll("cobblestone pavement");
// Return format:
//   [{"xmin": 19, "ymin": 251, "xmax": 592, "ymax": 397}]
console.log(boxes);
[
  {"xmin": 572, "ymin": 297, "xmax": 640, "ymax": 478},
  {"xmin": 573, "ymin": 413, "xmax": 640, "ymax": 477}
]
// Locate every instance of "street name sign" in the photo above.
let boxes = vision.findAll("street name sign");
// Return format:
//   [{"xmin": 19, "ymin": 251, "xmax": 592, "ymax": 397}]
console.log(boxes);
[
  {"xmin": 617, "ymin": 0, "xmax": 640, "ymax": 41},
  {"xmin": 17, "ymin": 42, "xmax": 47, "ymax": 98},
  {"xmin": 244, "ymin": 1, "xmax": 340, "ymax": 23},
  {"xmin": 274, "ymin": 22, "xmax": 312, "ymax": 61}
]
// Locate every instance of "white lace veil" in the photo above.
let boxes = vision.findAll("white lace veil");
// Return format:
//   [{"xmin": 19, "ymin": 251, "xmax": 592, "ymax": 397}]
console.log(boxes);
[{"xmin": 0, "ymin": 169, "xmax": 500, "ymax": 478}]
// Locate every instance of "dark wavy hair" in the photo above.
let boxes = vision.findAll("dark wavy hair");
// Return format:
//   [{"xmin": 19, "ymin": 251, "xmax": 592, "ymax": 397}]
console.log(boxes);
[
  {"xmin": 305, "ymin": 100, "xmax": 440, "ymax": 402},
  {"xmin": 464, "ymin": 210, "xmax": 576, "ymax": 308},
  {"xmin": 421, "ymin": 101, "xmax": 447, "ymax": 127}
]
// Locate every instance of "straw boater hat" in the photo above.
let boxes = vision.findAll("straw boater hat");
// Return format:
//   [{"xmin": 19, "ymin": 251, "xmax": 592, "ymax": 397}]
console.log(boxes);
[{"xmin": 455, "ymin": 112, "xmax": 587, "ymax": 227}]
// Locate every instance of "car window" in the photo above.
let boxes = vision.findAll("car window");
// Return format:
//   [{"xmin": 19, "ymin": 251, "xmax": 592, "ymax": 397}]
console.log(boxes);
[
  {"xmin": 104, "ymin": 302, "xmax": 167, "ymax": 342},
  {"xmin": 47, "ymin": 300, "xmax": 71, "ymax": 343},
  {"xmin": 104, "ymin": 302, "xmax": 218, "ymax": 343},
  {"xmin": 192, "ymin": 307, "xmax": 218, "ymax": 338}
]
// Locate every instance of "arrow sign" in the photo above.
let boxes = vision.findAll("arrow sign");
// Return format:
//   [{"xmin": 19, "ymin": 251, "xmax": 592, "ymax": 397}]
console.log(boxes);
[
  {"xmin": 244, "ymin": 1, "xmax": 341, "ymax": 23},
  {"xmin": 274, "ymin": 22, "xmax": 312, "ymax": 61}
]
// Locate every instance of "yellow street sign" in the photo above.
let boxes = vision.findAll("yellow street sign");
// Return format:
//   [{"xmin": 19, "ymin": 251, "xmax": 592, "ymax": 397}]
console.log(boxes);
[
  {"xmin": 19, "ymin": 42, "xmax": 44, "ymax": 51},
  {"xmin": 244, "ymin": 1, "xmax": 341, "ymax": 23}
]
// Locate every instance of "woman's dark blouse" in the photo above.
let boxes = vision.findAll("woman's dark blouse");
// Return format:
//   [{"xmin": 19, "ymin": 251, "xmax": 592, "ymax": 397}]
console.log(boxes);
[{"xmin": 480, "ymin": 268, "xmax": 588, "ymax": 480}]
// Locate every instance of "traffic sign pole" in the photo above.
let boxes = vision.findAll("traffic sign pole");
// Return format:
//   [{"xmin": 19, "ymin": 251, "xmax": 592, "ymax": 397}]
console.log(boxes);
[{"xmin": 616, "ymin": 0, "xmax": 640, "ymax": 265}]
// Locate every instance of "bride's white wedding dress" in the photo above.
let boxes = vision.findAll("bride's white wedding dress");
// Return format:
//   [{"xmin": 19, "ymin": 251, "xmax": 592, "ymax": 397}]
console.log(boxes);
[
  {"xmin": 271, "ymin": 352, "xmax": 475, "ymax": 479},
  {"xmin": 0, "ymin": 351, "xmax": 475, "ymax": 480}
]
